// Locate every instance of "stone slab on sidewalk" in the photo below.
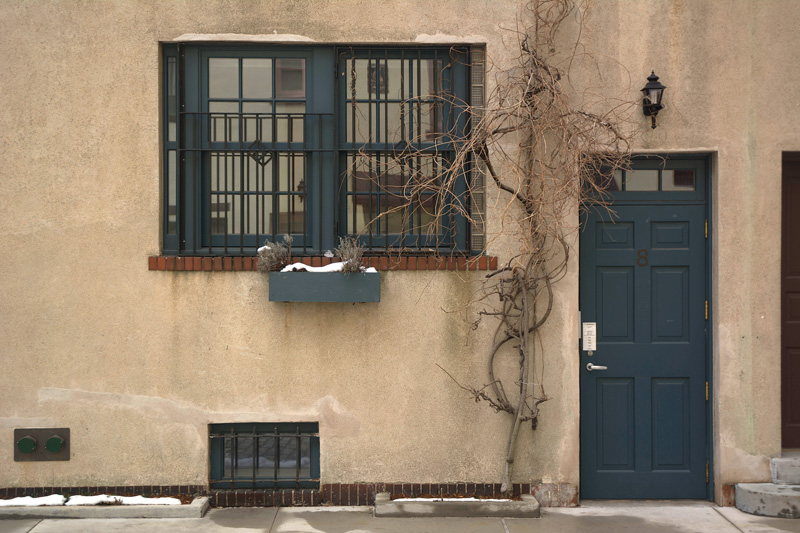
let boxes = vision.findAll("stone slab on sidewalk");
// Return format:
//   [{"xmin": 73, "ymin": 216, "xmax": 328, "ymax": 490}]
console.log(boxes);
[
  {"xmin": 0, "ymin": 497, "xmax": 209, "ymax": 520},
  {"xmin": 536, "ymin": 501, "xmax": 737, "ymax": 533},
  {"xmin": 273, "ymin": 506, "xmax": 510, "ymax": 533},
  {"xmin": 716, "ymin": 506, "xmax": 800, "ymax": 533},
  {"xmin": 373, "ymin": 492, "xmax": 540, "ymax": 518}
]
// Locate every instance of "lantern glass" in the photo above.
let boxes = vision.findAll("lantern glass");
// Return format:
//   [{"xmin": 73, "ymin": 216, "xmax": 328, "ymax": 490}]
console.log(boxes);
[{"xmin": 647, "ymin": 88, "xmax": 663, "ymax": 106}]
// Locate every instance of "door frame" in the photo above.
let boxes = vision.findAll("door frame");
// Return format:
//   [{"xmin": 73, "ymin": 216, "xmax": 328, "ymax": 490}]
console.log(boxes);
[{"xmin": 578, "ymin": 153, "xmax": 714, "ymax": 500}]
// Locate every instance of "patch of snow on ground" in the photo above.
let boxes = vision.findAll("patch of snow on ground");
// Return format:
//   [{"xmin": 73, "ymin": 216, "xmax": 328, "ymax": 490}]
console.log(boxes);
[
  {"xmin": 393, "ymin": 497, "xmax": 512, "ymax": 502},
  {"xmin": 115, "ymin": 496, "xmax": 181, "ymax": 505},
  {"xmin": 65, "ymin": 494, "xmax": 181, "ymax": 506},
  {"xmin": 0, "ymin": 494, "xmax": 182, "ymax": 507},
  {"xmin": 0, "ymin": 494, "xmax": 66, "ymax": 507},
  {"xmin": 64, "ymin": 495, "xmax": 114, "ymax": 506}
]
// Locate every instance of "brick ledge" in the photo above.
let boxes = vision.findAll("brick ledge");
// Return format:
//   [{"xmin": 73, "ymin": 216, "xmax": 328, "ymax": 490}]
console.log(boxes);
[
  {"xmin": 148, "ymin": 255, "xmax": 498, "ymax": 272},
  {"xmin": 1, "ymin": 482, "xmax": 574, "ymax": 508}
]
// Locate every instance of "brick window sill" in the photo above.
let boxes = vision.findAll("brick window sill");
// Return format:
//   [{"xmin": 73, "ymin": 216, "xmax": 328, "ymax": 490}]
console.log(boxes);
[{"xmin": 148, "ymin": 256, "xmax": 498, "ymax": 272}]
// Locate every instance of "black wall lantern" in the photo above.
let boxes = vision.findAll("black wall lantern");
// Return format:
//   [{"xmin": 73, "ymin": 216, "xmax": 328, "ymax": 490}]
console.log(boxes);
[{"xmin": 641, "ymin": 71, "xmax": 666, "ymax": 129}]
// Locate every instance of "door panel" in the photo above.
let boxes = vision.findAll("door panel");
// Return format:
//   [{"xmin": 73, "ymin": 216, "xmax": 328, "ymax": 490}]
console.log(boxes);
[{"xmin": 580, "ymin": 204, "xmax": 707, "ymax": 498}]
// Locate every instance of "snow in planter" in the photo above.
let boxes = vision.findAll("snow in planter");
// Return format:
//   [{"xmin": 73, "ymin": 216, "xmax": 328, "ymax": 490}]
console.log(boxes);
[{"xmin": 280, "ymin": 261, "xmax": 377, "ymax": 273}]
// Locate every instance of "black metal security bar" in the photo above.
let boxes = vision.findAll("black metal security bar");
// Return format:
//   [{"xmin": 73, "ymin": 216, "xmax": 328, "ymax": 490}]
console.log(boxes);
[
  {"xmin": 339, "ymin": 47, "xmax": 468, "ymax": 252},
  {"xmin": 209, "ymin": 423, "xmax": 320, "ymax": 490},
  {"xmin": 177, "ymin": 112, "xmax": 334, "ymax": 256}
]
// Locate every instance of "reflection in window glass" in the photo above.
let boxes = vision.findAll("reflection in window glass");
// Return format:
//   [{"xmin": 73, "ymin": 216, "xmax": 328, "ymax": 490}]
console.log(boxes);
[
  {"xmin": 590, "ymin": 169, "xmax": 621, "ymax": 191},
  {"xmin": 167, "ymin": 57, "xmax": 177, "ymax": 142},
  {"xmin": 625, "ymin": 169, "xmax": 658, "ymax": 191},
  {"xmin": 276, "ymin": 59, "xmax": 305, "ymax": 98},
  {"xmin": 167, "ymin": 150, "xmax": 177, "ymax": 234},
  {"xmin": 346, "ymin": 57, "xmax": 443, "ymax": 145},
  {"xmin": 209, "ymin": 101, "xmax": 239, "ymax": 142},
  {"xmin": 209, "ymin": 152, "xmax": 305, "ymax": 237},
  {"xmin": 242, "ymin": 101, "xmax": 273, "ymax": 142},
  {"xmin": 346, "ymin": 153, "xmax": 442, "ymax": 237},
  {"xmin": 209, "ymin": 58, "xmax": 239, "ymax": 98},
  {"xmin": 242, "ymin": 58, "xmax": 272, "ymax": 99},
  {"xmin": 276, "ymin": 102, "xmax": 305, "ymax": 143},
  {"xmin": 662, "ymin": 169, "xmax": 696, "ymax": 191}
]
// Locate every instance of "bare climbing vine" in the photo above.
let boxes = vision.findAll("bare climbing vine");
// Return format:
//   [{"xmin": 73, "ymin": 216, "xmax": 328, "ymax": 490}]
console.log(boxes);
[{"xmin": 347, "ymin": 0, "xmax": 638, "ymax": 492}]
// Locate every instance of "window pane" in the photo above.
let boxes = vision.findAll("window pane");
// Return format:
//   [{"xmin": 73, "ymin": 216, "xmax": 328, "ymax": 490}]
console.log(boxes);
[
  {"xmin": 413, "ymin": 100, "xmax": 443, "ymax": 141},
  {"xmin": 275, "ymin": 153, "xmax": 305, "ymax": 235},
  {"xmin": 348, "ymin": 59, "xmax": 371, "ymax": 101},
  {"xmin": 243, "ymin": 58, "xmax": 272, "ymax": 99},
  {"xmin": 418, "ymin": 59, "xmax": 443, "ymax": 99},
  {"xmin": 276, "ymin": 102, "xmax": 305, "ymax": 143},
  {"xmin": 278, "ymin": 436, "xmax": 302, "ymax": 480},
  {"xmin": 625, "ymin": 169, "xmax": 658, "ymax": 191},
  {"xmin": 662, "ymin": 169, "xmax": 696, "ymax": 191},
  {"xmin": 167, "ymin": 150, "xmax": 177, "ymax": 234},
  {"xmin": 209, "ymin": 101, "xmax": 239, "ymax": 142},
  {"xmin": 345, "ymin": 152, "xmax": 446, "ymax": 237},
  {"xmin": 346, "ymin": 101, "xmax": 407, "ymax": 144},
  {"xmin": 209, "ymin": 58, "xmax": 239, "ymax": 98},
  {"xmin": 167, "ymin": 57, "xmax": 177, "ymax": 142},
  {"xmin": 257, "ymin": 437, "xmax": 275, "ymax": 480},
  {"xmin": 242, "ymin": 101, "xmax": 273, "ymax": 142},
  {"xmin": 385, "ymin": 59, "xmax": 412, "ymax": 99},
  {"xmin": 613, "ymin": 170, "xmax": 623, "ymax": 191},
  {"xmin": 590, "ymin": 169, "xmax": 621, "ymax": 191},
  {"xmin": 276, "ymin": 59, "xmax": 305, "ymax": 98}
]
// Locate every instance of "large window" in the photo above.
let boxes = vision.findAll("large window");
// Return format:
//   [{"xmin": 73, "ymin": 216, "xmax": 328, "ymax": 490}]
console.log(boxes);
[{"xmin": 162, "ymin": 44, "xmax": 480, "ymax": 256}]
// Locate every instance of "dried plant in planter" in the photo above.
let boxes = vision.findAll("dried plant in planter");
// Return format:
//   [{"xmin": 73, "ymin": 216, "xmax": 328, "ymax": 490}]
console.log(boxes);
[
  {"xmin": 256, "ymin": 234, "xmax": 293, "ymax": 272},
  {"xmin": 334, "ymin": 236, "xmax": 365, "ymax": 273}
]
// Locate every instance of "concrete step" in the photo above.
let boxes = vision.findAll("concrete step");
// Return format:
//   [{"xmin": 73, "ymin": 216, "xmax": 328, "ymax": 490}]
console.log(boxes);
[
  {"xmin": 772, "ymin": 456, "xmax": 800, "ymax": 484},
  {"xmin": 735, "ymin": 483, "xmax": 800, "ymax": 518}
]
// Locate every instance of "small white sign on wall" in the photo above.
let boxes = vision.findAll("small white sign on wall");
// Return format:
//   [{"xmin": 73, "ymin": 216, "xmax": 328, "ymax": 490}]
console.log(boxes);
[{"xmin": 582, "ymin": 322, "xmax": 597, "ymax": 351}]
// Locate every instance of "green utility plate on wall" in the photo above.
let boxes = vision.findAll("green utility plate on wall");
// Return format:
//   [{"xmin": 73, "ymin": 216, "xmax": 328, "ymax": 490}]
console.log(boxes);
[{"xmin": 13, "ymin": 428, "xmax": 70, "ymax": 462}]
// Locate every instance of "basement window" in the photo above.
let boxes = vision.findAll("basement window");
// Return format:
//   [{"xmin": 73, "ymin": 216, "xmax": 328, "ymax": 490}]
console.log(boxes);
[{"xmin": 209, "ymin": 422, "xmax": 320, "ymax": 489}]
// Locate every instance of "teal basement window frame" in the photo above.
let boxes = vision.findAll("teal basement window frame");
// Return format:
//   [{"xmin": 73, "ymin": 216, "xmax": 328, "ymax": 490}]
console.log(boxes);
[
  {"xmin": 161, "ymin": 43, "xmax": 477, "ymax": 256},
  {"xmin": 209, "ymin": 422, "xmax": 320, "ymax": 490}
]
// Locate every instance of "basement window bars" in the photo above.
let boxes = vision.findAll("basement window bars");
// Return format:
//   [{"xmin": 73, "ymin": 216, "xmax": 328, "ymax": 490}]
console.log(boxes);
[{"xmin": 209, "ymin": 423, "xmax": 320, "ymax": 490}]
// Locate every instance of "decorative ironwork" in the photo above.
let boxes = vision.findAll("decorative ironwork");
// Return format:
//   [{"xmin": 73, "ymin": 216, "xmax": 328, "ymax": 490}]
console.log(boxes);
[{"xmin": 246, "ymin": 139, "xmax": 273, "ymax": 167}]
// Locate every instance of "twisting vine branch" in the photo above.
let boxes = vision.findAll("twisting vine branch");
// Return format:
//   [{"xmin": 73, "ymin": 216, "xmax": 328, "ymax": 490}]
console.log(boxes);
[{"xmin": 345, "ymin": 0, "xmax": 638, "ymax": 492}]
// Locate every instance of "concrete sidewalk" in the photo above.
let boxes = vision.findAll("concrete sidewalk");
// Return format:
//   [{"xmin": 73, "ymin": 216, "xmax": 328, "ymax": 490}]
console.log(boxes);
[{"xmin": 3, "ymin": 501, "xmax": 800, "ymax": 532}]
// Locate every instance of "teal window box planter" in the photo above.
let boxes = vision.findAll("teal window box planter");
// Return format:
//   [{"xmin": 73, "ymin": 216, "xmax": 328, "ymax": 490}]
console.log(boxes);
[{"xmin": 268, "ymin": 272, "xmax": 380, "ymax": 302}]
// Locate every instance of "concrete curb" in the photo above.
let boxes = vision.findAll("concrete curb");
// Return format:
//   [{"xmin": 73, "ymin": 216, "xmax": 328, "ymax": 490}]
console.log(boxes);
[
  {"xmin": 373, "ymin": 492, "xmax": 540, "ymax": 518},
  {"xmin": 0, "ymin": 496, "xmax": 209, "ymax": 519}
]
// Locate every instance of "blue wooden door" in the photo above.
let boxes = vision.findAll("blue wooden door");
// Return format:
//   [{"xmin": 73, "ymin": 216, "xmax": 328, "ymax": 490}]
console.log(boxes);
[{"xmin": 580, "ymin": 160, "xmax": 708, "ymax": 498}]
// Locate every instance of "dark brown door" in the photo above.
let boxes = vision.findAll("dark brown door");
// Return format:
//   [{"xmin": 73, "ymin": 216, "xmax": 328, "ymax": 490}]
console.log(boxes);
[{"xmin": 783, "ymin": 153, "xmax": 800, "ymax": 447}]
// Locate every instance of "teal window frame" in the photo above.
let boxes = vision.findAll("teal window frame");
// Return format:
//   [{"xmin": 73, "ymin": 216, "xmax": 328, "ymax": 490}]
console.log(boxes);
[{"xmin": 162, "ymin": 44, "xmax": 473, "ymax": 256}]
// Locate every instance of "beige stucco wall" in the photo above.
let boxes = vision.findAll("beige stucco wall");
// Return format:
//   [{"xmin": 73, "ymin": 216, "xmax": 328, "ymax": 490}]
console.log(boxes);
[{"xmin": 0, "ymin": 0, "xmax": 794, "ymax": 502}]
